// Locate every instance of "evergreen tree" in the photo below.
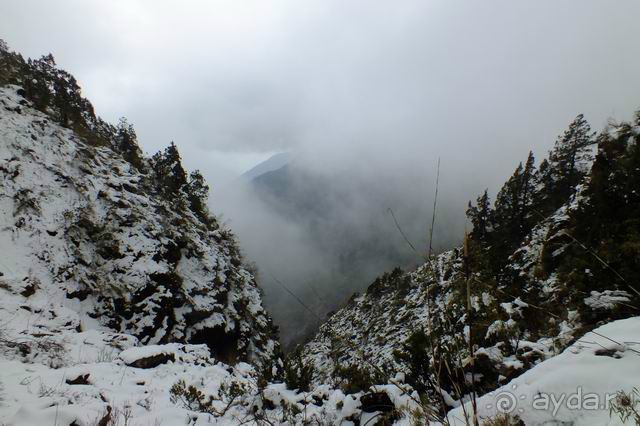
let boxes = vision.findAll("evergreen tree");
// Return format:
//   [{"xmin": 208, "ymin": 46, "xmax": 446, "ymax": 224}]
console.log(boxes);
[
  {"xmin": 548, "ymin": 112, "xmax": 640, "ymax": 319},
  {"xmin": 534, "ymin": 114, "xmax": 596, "ymax": 215},
  {"xmin": 533, "ymin": 158, "xmax": 552, "ymax": 202},
  {"xmin": 151, "ymin": 142, "xmax": 188, "ymax": 196},
  {"xmin": 518, "ymin": 151, "xmax": 537, "ymax": 230},
  {"xmin": 0, "ymin": 39, "xmax": 25, "ymax": 85},
  {"xmin": 490, "ymin": 153, "xmax": 537, "ymax": 268},
  {"xmin": 51, "ymin": 70, "xmax": 82, "ymax": 126},
  {"xmin": 21, "ymin": 54, "xmax": 94, "ymax": 128},
  {"xmin": 494, "ymin": 162, "xmax": 523, "ymax": 234},
  {"xmin": 185, "ymin": 170, "xmax": 210, "ymax": 222},
  {"xmin": 0, "ymin": 41, "xmax": 108, "ymax": 146},
  {"xmin": 115, "ymin": 118, "xmax": 144, "ymax": 169},
  {"xmin": 23, "ymin": 54, "xmax": 56, "ymax": 111},
  {"xmin": 466, "ymin": 189, "xmax": 493, "ymax": 244},
  {"xmin": 151, "ymin": 144, "xmax": 213, "ymax": 225}
]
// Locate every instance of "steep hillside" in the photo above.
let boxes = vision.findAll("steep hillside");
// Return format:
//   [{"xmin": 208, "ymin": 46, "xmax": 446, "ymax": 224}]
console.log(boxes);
[
  {"xmin": 0, "ymin": 44, "xmax": 279, "ymax": 368},
  {"xmin": 302, "ymin": 112, "xmax": 640, "ymax": 416}
]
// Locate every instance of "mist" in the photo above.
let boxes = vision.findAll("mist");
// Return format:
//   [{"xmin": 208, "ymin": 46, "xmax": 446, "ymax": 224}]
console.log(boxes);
[{"xmin": 2, "ymin": 0, "xmax": 640, "ymax": 345}]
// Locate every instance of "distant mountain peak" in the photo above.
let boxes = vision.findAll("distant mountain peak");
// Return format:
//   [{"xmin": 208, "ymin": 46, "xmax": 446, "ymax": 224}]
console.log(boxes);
[{"xmin": 241, "ymin": 152, "xmax": 290, "ymax": 180}]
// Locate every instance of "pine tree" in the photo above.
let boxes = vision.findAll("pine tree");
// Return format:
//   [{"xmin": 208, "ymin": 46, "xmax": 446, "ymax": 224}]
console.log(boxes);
[
  {"xmin": 551, "ymin": 112, "xmax": 640, "ymax": 314},
  {"xmin": 533, "ymin": 158, "xmax": 552, "ymax": 199},
  {"xmin": 490, "ymin": 153, "xmax": 537, "ymax": 267},
  {"xmin": 151, "ymin": 142, "xmax": 188, "ymax": 196},
  {"xmin": 115, "ymin": 118, "xmax": 144, "ymax": 169},
  {"xmin": 518, "ymin": 151, "xmax": 536, "ymax": 231},
  {"xmin": 185, "ymin": 170, "xmax": 210, "ymax": 222},
  {"xmin": 534, "ymin": 115, "xmax": 596, "ymax": 215},
  {"xmin": 23, "ymin": 54, "xmax": 56, "ymax": 111},
  {"xmin": 51, "ymin": 70, "xmax": 81, "ymax": 126},
  {"xmin": 0, "ymin": 39, "xmax": 24, "ymax": 85},
  {"xmin": 467, "ymin": 189, "xmax": 493, "ymax": 244},
  {"xmin": 21, "ymin": 54, "xmax": 93, "ymax": 128},
  {"xmin": 494, "ymin": 162, "xmax": 523, "ymax": 234}
]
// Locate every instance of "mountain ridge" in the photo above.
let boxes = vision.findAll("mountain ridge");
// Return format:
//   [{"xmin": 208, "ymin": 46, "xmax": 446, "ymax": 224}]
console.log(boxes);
[{"xmin": 242, "ymin": 152, "xmax": 290, "ymax": 181}]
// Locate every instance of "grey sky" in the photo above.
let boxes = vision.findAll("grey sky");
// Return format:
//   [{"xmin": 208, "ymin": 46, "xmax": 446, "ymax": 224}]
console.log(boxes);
[{"xmin": 2, "ymin": 0, "xmax": 640, "ymax": 188}]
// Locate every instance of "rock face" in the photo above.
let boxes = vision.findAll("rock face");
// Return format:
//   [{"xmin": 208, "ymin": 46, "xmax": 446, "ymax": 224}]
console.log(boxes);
[{"xmin": 0, "ymin": 61, "xmax": 279, "ymax": 367}]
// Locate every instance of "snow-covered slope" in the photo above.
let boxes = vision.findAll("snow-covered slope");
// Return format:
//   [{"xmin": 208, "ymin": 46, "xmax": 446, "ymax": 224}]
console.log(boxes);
[
  {"xmin": 0, "ymin": 84, "xmax": 278, "ymax": 367},
  {"xmin": 448, "ymin": 317, "xmax": 640, "ymax": 425},
  {"xmin": 301, "ymin": 113, "xmax": 640, "ymax": 421},
  {"xmin": 2, "ymin": 299, "xmax": 634, "ymax": 425},
  {"xmin": 0, "ymin": 336, "xmax": 426, "ymax": 425},
  {"xmin": 301, "ymin": 191, "xmax": 632, "ymax": 408}
]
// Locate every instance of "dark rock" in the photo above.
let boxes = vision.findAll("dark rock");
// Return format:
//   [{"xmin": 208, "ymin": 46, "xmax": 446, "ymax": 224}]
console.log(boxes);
[
  {"xmin": 66, "ymin": 373, "xmax": 90, "ymax": 385},
  {"xmin": 312, "ymin": 394, "xmax": 324, "ymax": 407},
  {"xmin": 263, "ymin": 396, "xmax": 276, "ymax": 410},
  {"xmin": 66, "ymin": 287, "xmax": 91, "ymax": 301},
  {"xmin": 126, "ymin": 352, "xmax": 175, "ymax": 369},
  {"xmin": 360, "ymin": 391, "xmax": 394, "ymax": 413},
  {"xmin": 594, "ymin": 348, "xmax": 622, "ymax": 358},
  {"xmin": 20, "ymin": 281, "xmax": 37, "ymax": 297},
  {"xmin": 97, "ymin": 406, "xmax": 112, "ymax": 426}
]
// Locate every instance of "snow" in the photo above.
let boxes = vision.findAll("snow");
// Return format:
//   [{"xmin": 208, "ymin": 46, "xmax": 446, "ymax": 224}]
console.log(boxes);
[
  {"xmin": 117, "ymin": 343, "xmax": 210, "ymax": 366},
  {"xmin": 0, "ymin": 353, "xmax": 253, "ymax": 425},
  {"xmin": 584, "ymin": 290, "xmax": 632, "ymax": 310},
  {"xmin": 0, "ymin": 84, "xmax": 279, "ymax": 369},
  {"xmin": 447, "ymin": 317, "xmax": 640, "ymax": 425}
]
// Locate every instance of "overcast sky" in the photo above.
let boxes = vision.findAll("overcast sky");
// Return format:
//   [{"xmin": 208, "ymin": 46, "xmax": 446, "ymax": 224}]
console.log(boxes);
[{"xmin": 2, "ymin": 0, "xmax": 640, "ymax": 189}]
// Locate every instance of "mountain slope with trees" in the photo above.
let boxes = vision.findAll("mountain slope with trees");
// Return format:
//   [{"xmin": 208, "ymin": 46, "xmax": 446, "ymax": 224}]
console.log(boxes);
[
  {"xmin": 0, "ymin": 41, "xmax": 280, "ymax": 369},
  {"xmin": 301, "ymin": 111, "xmax": 640, "ymax": 418}
]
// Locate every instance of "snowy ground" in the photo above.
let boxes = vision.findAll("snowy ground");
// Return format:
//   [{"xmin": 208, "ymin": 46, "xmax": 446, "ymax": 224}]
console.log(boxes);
[
  {"xmin": 2, "ymin": 311, "xmax": 637, "ymax": 425},
  {"xmin": 0, "ymin": 334, "xmax": 423, "ymax": 425},
  {"xmin": 447, "ymin": 317, "xmax": 640, "ymax": 425}
]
